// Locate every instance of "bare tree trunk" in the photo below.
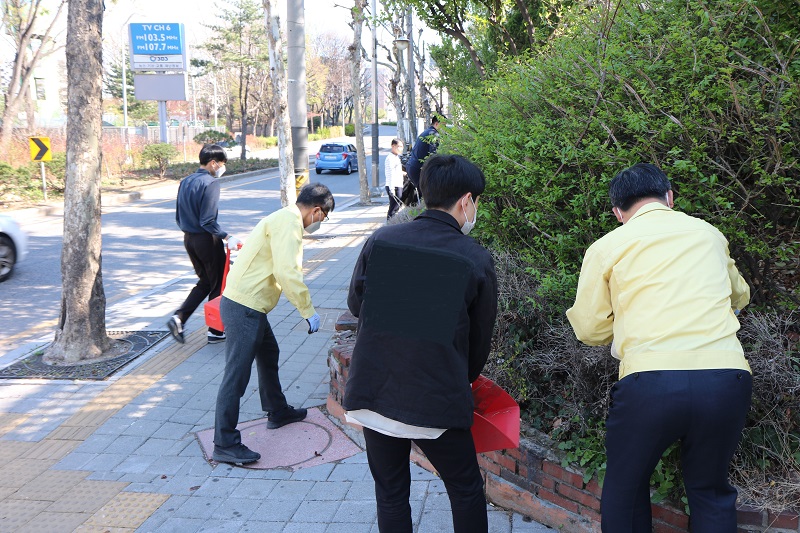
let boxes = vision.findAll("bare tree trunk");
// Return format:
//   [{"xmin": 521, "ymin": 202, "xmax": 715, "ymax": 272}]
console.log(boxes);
[
  {"xmin": 265, "ymin": 0, "xmax": 296, "ymax": 206},
  {"xmin": 350, "ymin": 0, "xmax": 370, "ymax": 204},
  {"xmin": 45, "ymin": 0, "xmax": 111, "ymax": 364}
]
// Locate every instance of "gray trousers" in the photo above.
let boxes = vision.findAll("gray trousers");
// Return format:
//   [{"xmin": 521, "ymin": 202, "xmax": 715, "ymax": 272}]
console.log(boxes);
[{"xmin": 214, "ymin": 296, "xmax": 288, "ymax": 448}]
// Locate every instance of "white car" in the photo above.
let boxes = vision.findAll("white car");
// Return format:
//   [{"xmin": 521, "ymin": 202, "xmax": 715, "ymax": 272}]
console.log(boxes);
[{"xmin": 0, "ymin": 215, "xmax": 28, "ymax": 282}]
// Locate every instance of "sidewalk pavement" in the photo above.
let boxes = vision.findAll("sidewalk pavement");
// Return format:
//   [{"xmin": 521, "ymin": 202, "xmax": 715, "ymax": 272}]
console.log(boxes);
[{"xmin": 0, "ymin": 194, "xmax": 551, "ymax": 532}]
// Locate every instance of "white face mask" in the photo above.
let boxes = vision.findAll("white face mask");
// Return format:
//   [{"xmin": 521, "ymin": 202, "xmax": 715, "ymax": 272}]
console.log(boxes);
[
  {"xmin": 215, "ymin": 164, "xmax": 226, "ymax": 178},
  {"xmin": 304, "ymin": 211, "xmax": 322, "ymax": 234},
  {"xmin": 461, "ymin": 195, "xmax": 477, "ymax": 235}
]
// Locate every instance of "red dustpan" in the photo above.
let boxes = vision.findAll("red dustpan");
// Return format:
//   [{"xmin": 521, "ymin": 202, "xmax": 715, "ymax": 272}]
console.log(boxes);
[
  {"xmin": 204, "ymin": 248, "xmax": 232, "ymax": 332},
  {"xmin": 471, "ymin": 375, "xmax": 520, "ymax": 453}
]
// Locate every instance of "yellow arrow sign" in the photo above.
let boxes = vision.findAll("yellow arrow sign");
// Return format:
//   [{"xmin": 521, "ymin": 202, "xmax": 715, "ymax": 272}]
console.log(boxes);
[{"xmin": 29, "ymin": 137, "xmax": 51, "ymax": 161}]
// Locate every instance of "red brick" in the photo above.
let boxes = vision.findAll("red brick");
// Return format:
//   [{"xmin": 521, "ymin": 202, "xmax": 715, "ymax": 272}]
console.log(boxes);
[
  {"xmin": 652, "ymin": 520, "xmax": 688, "ymax": 533},
  {"xmin": 477, "ymin": 455, "xmax": 501, "ymax": 476},
  {"xmin": 736, "ymin": 505, "xmax": 765, "ymax": 526},
  {"xmin": 538, "ymin": 474, "xmax": 556, "ymax": 491},
  {"xmin": 585, "ymin": 479, "xmax": 602, "ymax": 497},
  {"xmin": 496, "ymin": 453, "xmax": 518, "ymax": 474},
  {"xmin": 651, "ymin": 504, "xmax": 689, "ymax": 528},
  {"xmin": 517, "ymin": 463, "xmax": 528, "ymax": 480},
  {"xmin": 767, "ymin": 510, "xmax": 800, "ymax": 529},
  {"xmin": 505, "ymin": 447, "xmax": 522, "ymax": 461},
  {"xmin": 538, "ymin": 488, "xmax": 580, "ymax": 514},
  {"xmin": 335, "ymin": 311, "xmax": 358, "ymax": 331},
  {"xmin": 542, "ymin": 461, "xmax": 585, "ymax": 488},
  {"xmin": 557, "ymin": 482, "xmax": 601, "ymax": 511},
  {"xmin": 579, "ymin": 505, "xmax": 601, "ymax": 524}
]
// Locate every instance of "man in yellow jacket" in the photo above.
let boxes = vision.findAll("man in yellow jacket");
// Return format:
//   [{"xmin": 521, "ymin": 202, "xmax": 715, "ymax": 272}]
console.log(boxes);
[
  {"xmin": 567, "ymin": 163, "xmax": 751, "ymax": 532},
  {"xmin": 212, "ymin": 183, "xmax": 335, "ymax": 465}
]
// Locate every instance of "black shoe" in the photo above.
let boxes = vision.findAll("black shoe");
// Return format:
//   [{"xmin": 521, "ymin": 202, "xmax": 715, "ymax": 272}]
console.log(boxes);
[
  {"xmin": 212, "ymin": 443, "xmax": 261, "ymax": 464},
  {"xmin": 207, "ymin": 331, "xmax": 226, "ymax": 344},
  {"xmin": 167, "ymin": 315, "xmax": 184, "ymax": 344},
  {"xmin": 267, "ymin": 405, "xmax": 307, "ymax": 429}
]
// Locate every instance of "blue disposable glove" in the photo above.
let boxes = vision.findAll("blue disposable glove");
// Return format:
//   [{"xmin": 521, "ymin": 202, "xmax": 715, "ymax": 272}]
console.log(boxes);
[{"xmin": 306, "ymin": 313, "xmax": 321, "ymax": 334}]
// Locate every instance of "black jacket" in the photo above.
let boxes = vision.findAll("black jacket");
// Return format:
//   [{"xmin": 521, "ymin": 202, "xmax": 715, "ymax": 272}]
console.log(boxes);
[{"xmin": 343, "ymin": 210, "xmax": 498, "ymax": 430}]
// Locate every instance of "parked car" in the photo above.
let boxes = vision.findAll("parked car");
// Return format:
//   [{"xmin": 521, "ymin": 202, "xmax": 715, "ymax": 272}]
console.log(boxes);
[
  {"xmin": 315, "ymin": 142, "xmax": 358, "ymax": 174},
  {"xmin": 217, "ymin": 140, "xmax": 249, "ymax": 156},
  {"xmin": 0, "ymin": 215, "xmax": 28, "ymax": 282}
]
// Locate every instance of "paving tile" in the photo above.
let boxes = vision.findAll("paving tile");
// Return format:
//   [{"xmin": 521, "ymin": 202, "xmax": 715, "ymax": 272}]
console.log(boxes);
[
  {"xmin": 158, "ymin": 475, "xmax": 208, "ymax": 495},
  {"xmin": 332, "ymin": 500, "xmax": 377, "ymax": 522},
  {"xmin": 197, "ymin": 519, "xmax": 245, "ymax": 532},
  {"xmin": 81, "ymin": 453, "xmax": 127, "ymax": 472},
  {"xmin": 264, "ymin": 479, "xmax": 315, "ymax": 501},
  {"xmin": 148, "ymin": 517, "xmax": 205, "ymax": 532},
  {"xmin": 74, "ymin": 433, "xmax": 117, "ymax": 454},
  {"xmin": 291, "ymin": 499, "xmax": 342, "ymax": 522},
  {"xmin": 346, "ymin": 480, "xmax": 377, "ymax": 501},
  {"xmin": 511, "ymin": 512, "xmax": 557, "ymax": 532},
  {"xmin": 488, "ymin": 507, "xmax": 513, "ymax": 533},
  {"xmin": 237, "ymin": 521, "xmax": 286, "ymax": 533},
  {"xmin": 114, "ymin": 454, "xmax": 159, "ymax": 474},
  {"xmin": 46, "ymin": 479, "xmax": 127, "ymax": 513},
  {"xmin": 105, "ymin": 435, "xmax": 149, "ymax": 455},
  {"xmin": 11, "ymin": 469, "xmax": 89, "ymax": 501},
  {"xmin": 306, "ymin": 480, "xmax": 352, "ymax": 501},
  {"xmin": 207, "ymin": 496, "xmax": 258, "ymax": 521},
  {"xmin": 251, "ymin": 499, "xmax": 302, "ymax": 522},
  {"xmin": 417, "ymin": 509, "xmax": 454, "ymax": 533},
  {"xmin": 15, "ymin": 510, "xmax": 91, "ymax": 533},
  {"xmin": 281, "ymin": 522, "xmax": 328, "ymax": 533},
  {"xmin": 288, "ymin": 462, "xmax": 335, "ymax": 481},
  {"xmin": 144, "ymin": 456, "xmax": 189, "ymax": 476},
  {"xmin": 325, "ymin": 523, "xmax": 374, "ymax": 533},
  {"xmin": 0, "ymin": 458, "xmax": 56, "ymax": 488},
  {"xmin": 173, "ymin": 496, "xmax": 223, "ymax": 519},
  {"xmin": 0, "ymin": 439, "xmax": 36, "ymax": 461},
  {"xmin": 120, "ymin": 419, "xmax": 163, "ymax": 438},
  {"xmin": 0, "ymin": 412, "xmax": 30, "ymax": 437},
  {"xmin": 151, "ymin": 422, "xmax": 192, "ymax": 440},
  {"xmin": 327, "ymin": 463, "xmax": 371, "ymax": 482},
  {"xmin": 191, "ymin": 476, "xmax": 242, "ymax": 498},
  {"xmin": 228, "ymin": 478, "xmax": 278, "ymax": 499},
  {"xmin": 0, "ymin": 498, "xmax": 51, "ymax": 530}
]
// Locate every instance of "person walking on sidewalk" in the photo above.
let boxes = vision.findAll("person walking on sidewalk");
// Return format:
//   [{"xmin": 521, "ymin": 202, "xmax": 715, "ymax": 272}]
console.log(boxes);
[
  {"xmin": 566, "ymin": 163, "xmax": 752, "ymax": 532},
  {"xmin": 344, "ymin": 154, "xmax": 498, "ymax": 533},
  {"xmin": 404, "ymin": 115, "xmax": 441, "ymax": 196},
  {"xmin": 168, "ymin": 144, "xmax": 242, "ymax": 345},
  {"xmin": 384, "ymin": 138, "xmax": 405, "ymax": 220},
  {"xmin": 212, "ymin": 183, "xmax": 335, "ymax": 465}
]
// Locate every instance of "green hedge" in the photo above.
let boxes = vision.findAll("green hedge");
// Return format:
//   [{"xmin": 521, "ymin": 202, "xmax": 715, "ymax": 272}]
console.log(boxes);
[{"xmin": 444, "ymin": 0, "xmax": 800, "ymax": 509}]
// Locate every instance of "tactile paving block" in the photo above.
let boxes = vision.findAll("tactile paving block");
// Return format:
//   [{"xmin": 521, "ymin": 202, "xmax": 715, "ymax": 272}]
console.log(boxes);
[
  {"xmin": 11, "ymin": 469, "xmax": 89, "ymax": 501},
  {"xmin": 45, "ymin": 479, "xmax": 127, "ymax": 514},
  {"xmin": 22, "ymin": 439, "xmax": 80, "ymax": 461},
  {"xmin": 83, "ymin": 492, "xmax": 169, "ymax": 529},
  {"xmin": 0, "ymin": 459, "xmax": 56, "ymax": 488},
  {"xmin": 74, "ymin": 525, "xmax": 135, "ymax": 533},
  {"xmin": 13, "ymin": 510, "xmax": 91, "ymax": 533},
  {"xmin": 0, "ymin": 499, "xmax": 51, "ymax": 530},
  {"xmin": 0, "ymin": 440, "xmax": 36, "ymax": 462}
]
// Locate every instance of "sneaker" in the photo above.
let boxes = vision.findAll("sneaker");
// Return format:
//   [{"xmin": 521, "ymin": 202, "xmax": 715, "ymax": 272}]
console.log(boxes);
[
  {"xmin": 207, "ymin": 331, "xmax": 226, "ymax": 344},
  {"xmin": 167, "ymin": 315, "xmax": 184, "ymax": 344},
  {"xmin": 212, "ymin": 443, "xmax": 261, "ymax": 464},
  {"xmin": 267, "ymin": 405, "xmax": 308, "ymax": 429}
]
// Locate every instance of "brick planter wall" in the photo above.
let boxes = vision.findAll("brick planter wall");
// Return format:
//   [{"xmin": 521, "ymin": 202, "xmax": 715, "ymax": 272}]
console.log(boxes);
[{"xmin": 327, "ymin": 311, "xmax": 799, "ymax": 532}]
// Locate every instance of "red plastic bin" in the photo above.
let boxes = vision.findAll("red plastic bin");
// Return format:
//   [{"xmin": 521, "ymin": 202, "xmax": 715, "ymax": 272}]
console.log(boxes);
[
  {"xmin": 204, "ymin": 248, "xmax": 232, "ymax": 332},
  {"xmin": 471, "ymin": 375, "xmax": 520, "ymax": 453}
]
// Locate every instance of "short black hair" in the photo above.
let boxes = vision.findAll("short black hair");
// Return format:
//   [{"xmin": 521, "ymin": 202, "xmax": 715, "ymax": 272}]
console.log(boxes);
[
  {"xmin": 419, "ymin": 154, "xmax": 485, "ymax": 209},
  {"xmin": 431, "ymin": 115, "xmax": 442, "ymax": 126},
  {"xmin": 609, "ymin": 163, "xmax": 671, "ymax": 211},
  {"xmin": 391, "ymin": 138, "xmax": 403, "ymax": 147},
  {"xmin": 199, "ymin": 144, "xmax": 228, "ymax": 166},
  {"xmin": 297, "ymin": 182, "xmax": 335, "ymax": 213}
]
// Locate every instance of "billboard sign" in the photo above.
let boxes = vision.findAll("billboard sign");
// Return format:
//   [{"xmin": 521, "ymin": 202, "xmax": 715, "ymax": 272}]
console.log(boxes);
[{"xmin": 129, "ymin": 23, "xmax": 186, "ymax": 71}]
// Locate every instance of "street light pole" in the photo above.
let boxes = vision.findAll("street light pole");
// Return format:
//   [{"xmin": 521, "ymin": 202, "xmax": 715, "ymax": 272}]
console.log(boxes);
[
  {"xmin": 406, "ymin": 7, "xmax": 417, "ymax": 142},
  {"xmin": 370, "ymin": 0, "xmax": 379, "ymax": 194}
]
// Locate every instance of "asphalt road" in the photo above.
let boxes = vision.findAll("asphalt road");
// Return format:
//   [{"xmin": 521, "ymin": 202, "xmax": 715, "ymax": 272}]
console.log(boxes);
[{"xmin": 0, "ymin": 127, "xmax": 398, "ymax": 357}]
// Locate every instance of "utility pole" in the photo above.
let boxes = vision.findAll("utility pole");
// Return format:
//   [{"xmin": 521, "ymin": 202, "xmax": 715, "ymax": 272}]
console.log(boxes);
[
  {"xmin": 370, "ymin": 0, "xmax": 380, "ymax": 194},
  {"xmin": 287, "ymin": 0, "xmax": 308, "ymax": 192}
]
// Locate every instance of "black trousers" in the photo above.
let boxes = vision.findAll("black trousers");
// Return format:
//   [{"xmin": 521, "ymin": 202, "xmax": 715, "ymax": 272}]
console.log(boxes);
[
  {"xmin": 176, "ymin": 231, "xmax": 225, "ymax": 335},
  {"xmin": 386, "ymin": 186, "xmax": 403, "ymax": 219},
  {"xmin": 601, "ymin": 369, "xmax": 752, "ymax": 533},
  {"xmin": 214, "ymin": 297, "xmax": 286, "ymax": 448},
  {"xmin": 363, "ymin": 427, "xmax": 487, "ymax": 533}
]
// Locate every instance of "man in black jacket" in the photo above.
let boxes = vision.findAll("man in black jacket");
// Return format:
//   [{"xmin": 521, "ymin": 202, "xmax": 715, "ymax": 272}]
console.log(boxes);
[
  {"xmin": 344, "ymin": 154, "xmax": 498, "ymax": 533},
  {"xmin": 168, "ymin": 144, "xmax": 242, "ymax": 345},
  {"xmin": 404, "ymin": 115, "xmax": 440, "ymax": 195}
]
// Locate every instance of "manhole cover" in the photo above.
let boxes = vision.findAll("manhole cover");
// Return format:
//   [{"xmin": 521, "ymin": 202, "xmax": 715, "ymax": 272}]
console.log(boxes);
[{"xmin": 0, "ymin": 330, "xmax": 169, "ymax": 380}]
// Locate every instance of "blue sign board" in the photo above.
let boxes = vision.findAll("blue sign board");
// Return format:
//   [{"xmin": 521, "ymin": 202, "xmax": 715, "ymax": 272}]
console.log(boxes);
[{"xmin": 129, "ymin": 23, "xmax": 186, "ymax": 71}]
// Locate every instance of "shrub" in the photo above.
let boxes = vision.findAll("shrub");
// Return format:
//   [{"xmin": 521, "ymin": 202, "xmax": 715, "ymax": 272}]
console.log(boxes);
[
  {"xmin": 344, "ymin": 124, "xmax": 355, "ymax": 136},
  {"xmin": 141, "ymin": 143, "xmax": 179, "ymax": 178},
  {"xmin": 381, "ymin": 121, "xmax": 397, "ymax": 126},
  {"xmin": 193, "ymin": 130, "xmax": 232, "ymax": 145},
  {"xmin": 444, "ymin": 0, "xmax": 800, "ymax": 510}
]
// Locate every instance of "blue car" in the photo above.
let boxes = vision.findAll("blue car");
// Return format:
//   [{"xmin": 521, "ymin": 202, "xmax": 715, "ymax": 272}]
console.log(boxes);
[{"xmin": 315, "ymin": 142, "xmax": 358, "ymax": 174}]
